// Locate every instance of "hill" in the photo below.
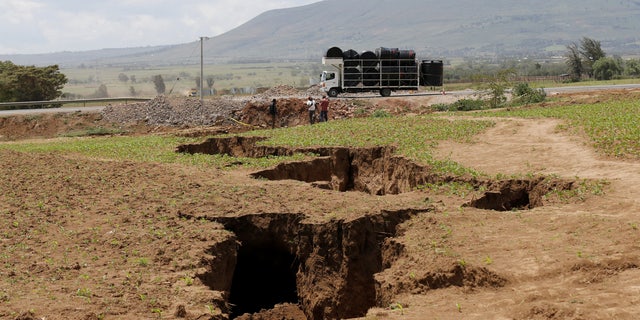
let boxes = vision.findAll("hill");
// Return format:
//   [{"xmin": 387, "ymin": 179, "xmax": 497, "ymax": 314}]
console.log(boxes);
[{"xmin": 3, "ymin": 0, "xmax": 640, "ymax": 66}]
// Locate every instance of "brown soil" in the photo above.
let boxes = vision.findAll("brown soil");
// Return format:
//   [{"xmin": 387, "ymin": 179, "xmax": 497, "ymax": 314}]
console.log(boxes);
[{"xmin": 1, "ymin": 89, "xmax": 640, "ymax": 320}]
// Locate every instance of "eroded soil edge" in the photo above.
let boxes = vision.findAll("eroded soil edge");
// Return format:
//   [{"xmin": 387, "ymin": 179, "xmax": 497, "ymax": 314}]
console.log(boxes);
[{"xmin": 177, "ymin": 136, "xmax": 576, "ymax": 211}]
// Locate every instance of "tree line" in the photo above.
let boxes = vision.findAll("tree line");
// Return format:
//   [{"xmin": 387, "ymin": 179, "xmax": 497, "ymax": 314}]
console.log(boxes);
[
  {"xmin": 0, "ymin": 61, "xmax": 67, "ymax": 107},
  {"xmin": 565, "ymin": 37, "xmax": 631, "ymax": 81}
]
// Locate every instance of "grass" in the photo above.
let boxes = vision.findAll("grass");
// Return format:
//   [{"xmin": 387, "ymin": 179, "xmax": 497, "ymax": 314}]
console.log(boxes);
[
  {"xmin": 241, "ymin": 115, "xmax": 494, "ymax": 175},
  {"xmin": 0, "ymin": 115, "xmax": 494, "ymax": 175}
]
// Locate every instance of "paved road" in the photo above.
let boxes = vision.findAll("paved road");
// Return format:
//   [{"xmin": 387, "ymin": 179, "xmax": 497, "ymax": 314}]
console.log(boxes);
[
  {"xmin": 335, "ymin": 83, "xmax": 640, "ymax": 99},
  {"xmin": 0, "ymin": 106, "xmax": 105, "ymax": 117},
  {"xmin": 544, "ymin": 83, "xmax": 640, "ymax": 93}
]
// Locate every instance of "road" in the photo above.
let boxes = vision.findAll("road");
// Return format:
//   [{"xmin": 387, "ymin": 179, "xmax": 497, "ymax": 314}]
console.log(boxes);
[
  {"xmin": 0, "ymin": 106, "xmax": 105, "ymax": 117},
  {"xmin": 544, "ymin": 83, "xmax": 640, "ymax": 93},
  {"xmin": 2, "ymin": 83, "xmax": 640, "ymax": 116},
  {"xmin": 334, "ymin": 83, "xmax": 640, "ymax": 99}
]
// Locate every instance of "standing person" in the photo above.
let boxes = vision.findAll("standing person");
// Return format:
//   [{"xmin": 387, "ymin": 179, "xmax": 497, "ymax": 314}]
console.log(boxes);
[
  {"xmin": 269, "ymin": 98, "xmax": 277, "ymax": 129},
  {"xmin": 306, "ymin": 96, "xmax": 316, "ymax": 124},
  {"xmin": 319, "ymin": 96, "xmax": 329, "ymax": 122}
]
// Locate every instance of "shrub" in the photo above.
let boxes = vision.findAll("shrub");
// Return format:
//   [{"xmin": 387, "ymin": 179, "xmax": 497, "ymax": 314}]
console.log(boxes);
[
  {"xmin": 511, "ymin": 83, "xmax": 546, "ymax": 106},
  {"xmin": 371, "ymin": 109, "xmax": 391, "ymax": 118},
  {"xmin": 432, "ymin": 99, "xmax": 485, "ymax": 112}
]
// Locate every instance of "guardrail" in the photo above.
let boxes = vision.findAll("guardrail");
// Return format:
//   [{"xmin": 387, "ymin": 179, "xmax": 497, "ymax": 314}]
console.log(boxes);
[{"xmin": 0, "ymin": 97, "xmax": 152, "ymax": 109}]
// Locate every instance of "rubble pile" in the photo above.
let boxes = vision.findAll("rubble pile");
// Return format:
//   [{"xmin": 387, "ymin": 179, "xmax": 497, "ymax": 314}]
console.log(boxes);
[
  {"xmin": 252, "ymin": 85, "xmax": 325, "ymax": 101},
  {"xmin": 260, "ymin": 85, "xmax": 300, "ymax": 97},
  {"xmin": 101, "ymin": 95, "xmax": 246, "ymax": 127}
]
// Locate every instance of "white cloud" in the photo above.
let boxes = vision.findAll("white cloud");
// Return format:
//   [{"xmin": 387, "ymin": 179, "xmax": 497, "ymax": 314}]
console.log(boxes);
[
  {"xmin": 0, "ymin": 0, "xmax": 320, "ymax": 54},
  {"xmin": 1, "ymin": 0, "xmax": 43, "ymax": 23}
]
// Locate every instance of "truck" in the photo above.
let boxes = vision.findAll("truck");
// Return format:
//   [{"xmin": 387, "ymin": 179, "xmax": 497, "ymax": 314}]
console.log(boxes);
[{"xmin": 320, "ymin": 46, "xmax": 444, "ymax": 97}]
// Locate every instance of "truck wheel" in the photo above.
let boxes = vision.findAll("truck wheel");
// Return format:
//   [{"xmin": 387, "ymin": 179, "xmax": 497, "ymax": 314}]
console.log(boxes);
[
  {"xmin": 328, "ymin": 88, "xmax": 339, "ymax": 97},
  {"xmin": 380, "ymin": 88, "xmax": 391, "ymax": 97}
]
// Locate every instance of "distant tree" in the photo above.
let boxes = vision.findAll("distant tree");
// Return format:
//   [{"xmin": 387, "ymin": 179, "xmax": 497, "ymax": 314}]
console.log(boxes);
[
  {"xmin": 476, "ymin": 68, "xmax": 515, "ymax": 109},
  {"xmin": 579, "ymin": 37, "xmax": 606, "ymax": 78},
  {"xmin": 624, "ymin": 59, "xmax": 640, "ymax": 77},
  {"xmin": 129, "ymin": 86, "xmax": 136, "ymax": 97},
  {"xmin": 0, "ymin": 61, "xmax": 67, "ymax": 103},
  {"xmin": 565, "ymin": 42, "xmax": 583, "ymax": 81},
  {"xmin": 152, "ymin": 75, "xmax": 165, "ymax": 94},
  {"xmin": 130, "ymin": 75, "xmax": 136, "ymax": 83},
  {"xmin": 93, "ymin": 84, "xmax": 109, "ymax": 98},
  {"xmin": 118, "ymin": 73, "xmax": 129, "ymax": 83},
  {"xmin": 593, "ymin": 57, "xmax": 622, "ymax": 80}
]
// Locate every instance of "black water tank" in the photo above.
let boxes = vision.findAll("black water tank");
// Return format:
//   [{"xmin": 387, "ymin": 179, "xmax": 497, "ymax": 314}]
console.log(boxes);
[
  {"xmin": 343, "ymin": 49, "xmax": 360, "ymax": 67},
  {"xmin": 420, "ymin": 60, "xmax": 444, "ymax": 86},
  {"xmin": 400, "ymin": 66, "xmax": 418, "ymax": 86},
  {"xmin": 326, "ymin": 47, "xmax": 343, "ymax": 58},
  {"xmin": 381, "ymin": 66, "xmax": 400, "ymax": 86},
  {"xmin": 398, "ymin": 49, "xmax": 416, "ymax": 60},
  {"xmin": 343, "ymin": 49, "xmax": 359, "ymax": 59},
  {"xmin": 343, "ymin": 67, "xmax": 362, "ymax": 87},
  {"xmin": 362, "ymin": 67, "xmax": 380, "ymax": 86},
  {"xmin": 398, "ymin": 50, "xmax": 416, "ymax": 67},
  {"xmin": 360, "ymin": 51, "xmax": 378, "ymax": 68},
  {"xmin": 376, "ymin": 47, "xmax": 399, "ymax": 59}
]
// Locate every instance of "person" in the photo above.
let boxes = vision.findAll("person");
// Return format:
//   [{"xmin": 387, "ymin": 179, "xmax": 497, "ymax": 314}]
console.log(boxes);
[
  {"xmin": 319, "ymin": 96, "xmax": 329, "ymax": 122},
  {"xmin": 269, "ymin": 98, "xmax": 277, "ymax": 128},
  {"xmin": 306, "ymin": 96, "xmax": 316, "ymax": 124}
]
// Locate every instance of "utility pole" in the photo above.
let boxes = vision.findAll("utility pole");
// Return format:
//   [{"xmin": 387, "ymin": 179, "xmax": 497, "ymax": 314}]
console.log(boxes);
[{"xmin": 199, "ymin": 36, "xmax": 209, "ymax": 104}]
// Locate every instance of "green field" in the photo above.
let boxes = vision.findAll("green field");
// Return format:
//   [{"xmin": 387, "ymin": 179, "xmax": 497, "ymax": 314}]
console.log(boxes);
[{"xmin": 61, "ymin": 61, "xmax": 324, "ymax": 98}]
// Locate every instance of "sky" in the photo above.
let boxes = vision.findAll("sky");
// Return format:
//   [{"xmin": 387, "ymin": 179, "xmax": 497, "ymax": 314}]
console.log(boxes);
[{"xmin": 0, "ymin": 0, "xmax": 320, "ymax": 55}]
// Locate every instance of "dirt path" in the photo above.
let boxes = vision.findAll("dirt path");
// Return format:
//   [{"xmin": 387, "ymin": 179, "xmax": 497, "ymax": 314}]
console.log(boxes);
[
  {"xmin": 434, "ymin": 117, "xmax": 640, "ymax": 210},
  {"xmin": 381, "ymin": 116, "xmax": 640, "ymax": 319}
]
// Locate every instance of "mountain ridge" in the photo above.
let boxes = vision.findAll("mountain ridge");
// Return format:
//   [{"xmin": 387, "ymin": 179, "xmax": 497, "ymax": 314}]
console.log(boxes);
[{"xmin": 3, "ymin": 0, "xmax": 640, "ymax": 66}]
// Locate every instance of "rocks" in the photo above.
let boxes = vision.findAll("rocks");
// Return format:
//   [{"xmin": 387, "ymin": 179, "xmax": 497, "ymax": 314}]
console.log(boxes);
[
  {"xmin": 100, "ymin": 86, "xmax": 330, "ymax": 129},
  {"xmin": 101, "ymin": 95, "xmax": 246, "ymax": 127}
]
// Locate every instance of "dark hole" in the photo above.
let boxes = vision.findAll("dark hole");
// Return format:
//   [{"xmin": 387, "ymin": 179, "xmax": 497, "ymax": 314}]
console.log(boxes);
[
  {"xmin": 464, "ymin": 188, "xmax": 531, "ymax": 211},
  {"xmin": 229, "ymin": 242, "xmax": 299, "ymax": 318}
]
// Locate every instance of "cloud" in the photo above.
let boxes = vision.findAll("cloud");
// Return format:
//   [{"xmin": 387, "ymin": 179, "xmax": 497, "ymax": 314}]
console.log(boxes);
[{"xmin": 0, "ymin": 0, "xmax": 319, "ymax": 54}]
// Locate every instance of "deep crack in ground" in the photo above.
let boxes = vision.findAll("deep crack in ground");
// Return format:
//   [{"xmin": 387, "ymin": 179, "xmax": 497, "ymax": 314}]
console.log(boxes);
[{"xmin": 175, "ymin": 136, "xmax": 577, "ymax": 319}]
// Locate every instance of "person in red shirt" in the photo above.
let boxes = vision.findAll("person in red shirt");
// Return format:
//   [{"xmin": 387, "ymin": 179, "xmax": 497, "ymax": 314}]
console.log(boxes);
[{"xmin": 319, "ymin": 96, "xmax": 329, "ymax": 122}]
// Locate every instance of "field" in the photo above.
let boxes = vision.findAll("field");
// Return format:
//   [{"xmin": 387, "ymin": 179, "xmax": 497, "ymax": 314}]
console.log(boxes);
[
  {"xmin": 1, "ymin": 87, "xmax": 640, "ymax": 319},
  {"xmin": 61, "ymin": 62, "xmax": 323, "ymax": 98}
]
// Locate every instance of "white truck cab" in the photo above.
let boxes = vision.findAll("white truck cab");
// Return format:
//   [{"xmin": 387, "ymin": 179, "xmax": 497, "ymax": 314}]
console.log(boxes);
[{"xmin": 320, "ymin": 71, "xmax": 340, "ymax": 97}]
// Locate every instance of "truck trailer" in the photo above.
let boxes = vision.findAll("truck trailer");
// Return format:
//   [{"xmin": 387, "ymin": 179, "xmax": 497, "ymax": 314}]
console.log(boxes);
[{"xmin": 320, "ymin": 46, "xmax": 444, "ymax": 97}]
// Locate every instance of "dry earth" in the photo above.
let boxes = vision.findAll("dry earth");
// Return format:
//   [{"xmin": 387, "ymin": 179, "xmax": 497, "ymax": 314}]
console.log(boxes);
[{"xmin": 1, "ymin": 88, "xmax": 640, "ymax": 320}]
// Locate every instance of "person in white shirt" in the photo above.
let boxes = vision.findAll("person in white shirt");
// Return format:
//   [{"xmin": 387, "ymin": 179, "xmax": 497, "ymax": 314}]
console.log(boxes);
[{"xmin": 306, "ymin": 96, "xmax": 316, "ymax": 124}]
